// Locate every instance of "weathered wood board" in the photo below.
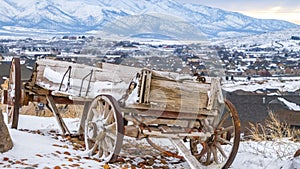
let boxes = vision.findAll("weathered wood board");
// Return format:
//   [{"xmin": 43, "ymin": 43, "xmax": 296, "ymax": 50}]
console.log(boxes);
[
  {"xmin": 34, "ymin": 59, "xmax": 140, "ymax": 100},
  {"xmin": 126, "ymin": 69, "xmax": 223, "ymax": 115}
]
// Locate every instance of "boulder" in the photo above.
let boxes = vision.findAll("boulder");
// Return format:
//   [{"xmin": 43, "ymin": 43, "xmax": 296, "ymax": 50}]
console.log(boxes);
[{"xmin": 0, "ymin": 109, "xmax": 13, "ymax": 153}]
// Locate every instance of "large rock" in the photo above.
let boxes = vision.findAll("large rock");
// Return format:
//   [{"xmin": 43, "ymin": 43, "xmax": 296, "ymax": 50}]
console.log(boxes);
[{"xmin": 0, "ymin": 109, "xmax": 13, "ymax": 153}]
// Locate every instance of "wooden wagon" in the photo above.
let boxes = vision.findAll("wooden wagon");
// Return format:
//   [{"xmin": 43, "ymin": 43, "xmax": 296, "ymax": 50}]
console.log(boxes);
[{"xmin": 3, "ymin": 58, "xmax": 240, "ymax": 169}]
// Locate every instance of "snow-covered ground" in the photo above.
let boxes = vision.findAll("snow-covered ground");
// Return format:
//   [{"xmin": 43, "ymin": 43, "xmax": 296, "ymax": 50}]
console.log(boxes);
[
  {"xmin": 0, "ymin": 113, "xmax": 299, "ymax": 169},
  {"xmin": 222, "ymin": 76, "xmax": 300, "ymax": 93},
  {"xmin": 212, "ymin": 28, "xmax": 300, "ymax": 51}
]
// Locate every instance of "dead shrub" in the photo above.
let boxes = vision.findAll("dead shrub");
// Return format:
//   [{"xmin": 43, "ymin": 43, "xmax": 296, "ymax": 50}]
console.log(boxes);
[{"xmin": 247, "ymin": 112, "xmax": 300, "ymax": 142}]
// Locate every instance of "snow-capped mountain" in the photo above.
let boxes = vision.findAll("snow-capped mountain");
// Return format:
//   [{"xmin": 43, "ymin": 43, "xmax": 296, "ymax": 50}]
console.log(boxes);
[{"xmin": 0, "ymin": 0, "xmax": 299, "ymax": 38}]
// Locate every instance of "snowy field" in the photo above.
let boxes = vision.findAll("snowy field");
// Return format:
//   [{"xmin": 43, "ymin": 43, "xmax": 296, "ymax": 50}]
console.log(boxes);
[
  {"xmin": 1, "ymin": 113, "xmax": 299, "ymax": 169},
  {"xmin": 222, "ymin": 76, "xmax": 300, "ymax": 93}
]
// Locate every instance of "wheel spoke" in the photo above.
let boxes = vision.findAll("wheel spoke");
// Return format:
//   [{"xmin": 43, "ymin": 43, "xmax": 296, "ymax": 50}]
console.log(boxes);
[
  {"xmin": 216, "ymin": 111, "xmax": 230, "ymax": 129},
  {"xmin": 218, "ymin": 137, "xmax": 233, "ymax": 145},
  {"xmin": 87, "ymin": 140, "xmax": 100, "ymax": 156},
  {"xmin": 212, "ymin": 145, "xmax": 219, "ymax": 164},
  {"xmin": 106, "ymin": 131, "xmax": 117, "ymax": 140},
  {"xmin": 103, "ymin": 102, "xmax": 110, "ymax": 118},
  {"xmin": 87, "ymin": 108, "xmax": 96, "ymax": 121},
  {"xmin": 101, "ymin": 140, "xmax": 110, "ymax": 158},
  {"xmin": 97, "ymin": 146, "xmax": 104, "ymax": 158},
  {"xmin": 105, "ymin": 122, "xmax": 116, "ymax": 131},
  {"xmin": 205, "ymin": 148, "xmax": 212, "ymax": 165},
  {"xmin": 104, "ymin": 110, "xmax": 114, "ymax": 124},
  {"xmin": 98, "ymin": 140, "xmax": 106, "ymax": 157},
  {"xmin": 98, "ymin": 100, "xmax": 104, "ymax": 116},
  {"xmin": 105, "ymin": 136, "xmax": 114, "ymax": 152},
  {"xmin": 91, "ymin": 108, "xmax": 98, "ymax": 117},
  {"xmin": 215, "ymin": 142, "xmax": 227, "ymax": 159},
  {"xmin": 218, "ymin": 126, "xmax": 234, "ymax": 135},
  {"xmin": 198, "ymin": 143, "xmax": 208, "ymax": 158}
]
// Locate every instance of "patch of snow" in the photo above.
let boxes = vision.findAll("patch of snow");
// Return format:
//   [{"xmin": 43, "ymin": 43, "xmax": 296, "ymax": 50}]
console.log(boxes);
[
  {"xmin": 0, "ymin": 113, "xmax": 299, "ymax": 169},
  {"xmin": 222, "ymin": 76, "xmax": 300, "ymax": 93},
  {"xmin": 278, "ymin": 97, "xmax": 300, "ymax": 111}
]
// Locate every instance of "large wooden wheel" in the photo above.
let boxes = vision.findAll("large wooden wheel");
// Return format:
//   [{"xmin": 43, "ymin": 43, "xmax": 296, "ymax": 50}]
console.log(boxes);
[
  {"xmin": 7, "ymin": 57, "xmax": 21, "ymax": 129},
  {"xmin": 84, "ymin": 95, "xmax": 124, "ymax": 162},
  {"xmin": 190, "ymin": 99, "xmax": 240, "ymax": 169}
]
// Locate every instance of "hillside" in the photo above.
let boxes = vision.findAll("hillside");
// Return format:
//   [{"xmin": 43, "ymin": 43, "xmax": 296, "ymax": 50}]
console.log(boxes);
[{"xmin": 0, "ymin": 0, "xmax": 299, "ymax": 38}]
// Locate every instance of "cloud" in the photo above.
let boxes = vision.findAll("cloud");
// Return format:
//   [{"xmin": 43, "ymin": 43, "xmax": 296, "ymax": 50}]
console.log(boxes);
[
  {"xmin": 176, "ymin": 0, "xmax": 300, "ymax": 24},
  {"xmin": 177, "ymin": 0, "xmax": 300, "ymax": 12}
]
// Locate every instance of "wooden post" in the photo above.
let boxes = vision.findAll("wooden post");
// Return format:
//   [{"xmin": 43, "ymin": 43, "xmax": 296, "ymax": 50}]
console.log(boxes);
[
  {"xmin": 46, "ymin": 95, "xmax": 70, "ymax": 135},
  {"xmin": 78, "ymin": 101, "xmax": 91, "ymax": 135}
]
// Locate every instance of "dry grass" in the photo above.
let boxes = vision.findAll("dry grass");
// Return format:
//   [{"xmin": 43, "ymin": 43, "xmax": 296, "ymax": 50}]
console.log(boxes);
[
  {"xmin": 1, "ymin": 102, "xmax": 83, "ymax": 118},
  {"xmin": 247, "ymin": 112, "xmax": 300, "ymax": 142}
]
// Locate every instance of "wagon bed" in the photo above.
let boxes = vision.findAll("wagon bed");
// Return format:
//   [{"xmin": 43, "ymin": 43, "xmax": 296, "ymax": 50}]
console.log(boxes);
[{"xmin": 27, "ymin": 59, "xmax": 222, "ymax": 115}]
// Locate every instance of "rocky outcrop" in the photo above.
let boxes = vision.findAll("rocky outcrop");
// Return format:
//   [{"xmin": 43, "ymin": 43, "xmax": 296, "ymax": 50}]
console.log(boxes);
[{"xmin": 0, "ymin": 109, "xmax": 13, "ymax": 153}]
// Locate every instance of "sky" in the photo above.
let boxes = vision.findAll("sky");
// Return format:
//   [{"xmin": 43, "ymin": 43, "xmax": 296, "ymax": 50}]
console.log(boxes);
[{"xmin": 176, "ymin": 0, "xmax": 300, "ymax": 24}]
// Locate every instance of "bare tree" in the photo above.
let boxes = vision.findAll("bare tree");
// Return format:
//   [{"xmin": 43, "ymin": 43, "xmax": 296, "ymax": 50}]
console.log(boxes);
[{"xmin": 0, "ymin": 109, "xmax": 13, "ymax": 153}]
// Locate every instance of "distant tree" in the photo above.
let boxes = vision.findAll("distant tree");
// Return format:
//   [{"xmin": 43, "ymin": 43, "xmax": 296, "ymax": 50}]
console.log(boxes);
[{"xmin": 0, "ymin": 109, "xmax": 13, "ymax": 153}]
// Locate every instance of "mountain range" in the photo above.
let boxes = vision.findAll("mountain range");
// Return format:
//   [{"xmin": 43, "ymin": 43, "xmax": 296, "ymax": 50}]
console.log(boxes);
[{"xmin": 0, "ymin": 0, "xmax": 299, "ymax": 39}]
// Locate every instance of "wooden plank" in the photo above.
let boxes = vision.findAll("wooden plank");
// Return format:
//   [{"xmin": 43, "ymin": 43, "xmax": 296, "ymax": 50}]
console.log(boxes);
[
  {"xmin": 141, "ymin": 128, "xmax": 211, "ymax": 138},
  {"xmin": 124, "ymin": 114, "xmax": 191, "ymax": 126},
  {"xmin": 217, "ymin": 81, "xmax": 224, "ymax": 104},
  {"xmin": 158, "ymin": 125, "xmax": 206, "ymax": 169},
  {"xmin": 144, "ymin": 70, "xmax": 152, "ymax": 104},
  {"xmin": 122, "ymin": 106, "xmax": 211, "ymax": 119},
  {"xmin": 207, "ymin": 78, "xmax": 219, "ymax": 110},
  {"xmin": 34, "ymin": 60, "xmax": 141, "ymax": 101},
  {"xmin": 148, "ymin": 78, "xmax": 210, "ymax": 113},
  {"xmin": 138, "ymin": 70, "xmax": 147, "ymax": 103},
  {"xmin": 169, "ymin": 138, "xmax": 204, "ymax": 169},
  {"xmin": 101, "ymin": 62, "xmax": 141, "ymax": 83},
  {"xmin": 124, "ymin": 103, "xmax": 213, "ymax": 115}
]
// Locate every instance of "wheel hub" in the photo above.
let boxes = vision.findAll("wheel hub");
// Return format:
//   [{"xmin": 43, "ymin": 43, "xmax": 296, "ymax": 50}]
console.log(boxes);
[{"xmin": 87, "ymin": 122, "xmax": 98, "ymax": 139}]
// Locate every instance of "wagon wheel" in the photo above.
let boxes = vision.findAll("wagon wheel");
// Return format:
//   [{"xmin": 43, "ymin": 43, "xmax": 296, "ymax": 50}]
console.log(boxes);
[
  {"xmin": 190, "ymin": 99, "xmax": 240, "ymax": 169},
  {"xmin": 84, "ymin": 95, "xmax": 124, "ymax": 162},
  {"xmin": 7, "ymin": 57, "xmax": 21, "ymax": 129}
]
